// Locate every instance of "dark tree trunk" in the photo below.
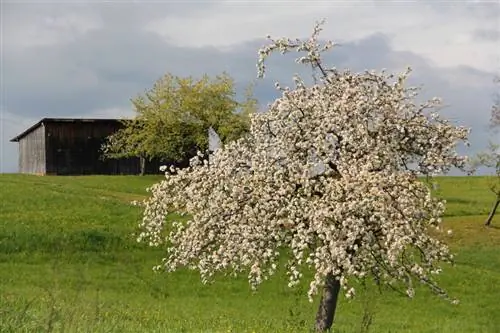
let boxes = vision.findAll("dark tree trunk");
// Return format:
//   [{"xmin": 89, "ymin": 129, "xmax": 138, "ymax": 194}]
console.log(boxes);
[
  {"xmin": 139, "ymin": 156, "xmax": 146, "ymax": 176},
  {"xmin": 315, "ymin": 272, "xmax": 341, "ymax": 332},
  {"xmin": 485, "ymin": 197, "xmax": 500, "ymax": 226}
]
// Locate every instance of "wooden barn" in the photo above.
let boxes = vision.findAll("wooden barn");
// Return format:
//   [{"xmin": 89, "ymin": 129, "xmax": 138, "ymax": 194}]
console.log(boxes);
[{"xmin": 10, "ymin": 118, "xmax": 163, "ymax": 175}]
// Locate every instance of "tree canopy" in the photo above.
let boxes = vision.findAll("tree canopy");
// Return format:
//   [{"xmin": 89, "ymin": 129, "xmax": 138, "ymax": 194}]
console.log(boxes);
[
  {"xmin": 137, "ymin": 21, "xmax": 469, "ymax": 331},
  {"xmin": 102, "ymin": 73, "xmax": 256, "ymax": 166}
]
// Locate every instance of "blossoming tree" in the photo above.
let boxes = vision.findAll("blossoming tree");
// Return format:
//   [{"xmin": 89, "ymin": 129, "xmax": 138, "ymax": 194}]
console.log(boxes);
[
  {"xmin": 137, "ymin": 21, "xmax": 469, "ymax": 332},
  {"xmin": 472, "ymin": 77, "xmax": 500, "ymax": 226}
]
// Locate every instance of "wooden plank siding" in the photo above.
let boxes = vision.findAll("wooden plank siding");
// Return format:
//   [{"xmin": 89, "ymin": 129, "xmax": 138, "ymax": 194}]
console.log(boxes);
[
  {"xmin": 44, "ymin": 120, "xmax": 141, "ymax": 175},
  {"xmin": 11, "ymin": 118, "xmax": 170, "ymax": 176},
  {"xmin": 18, "ymin": 124, "xmax": 46, "ymax": 174}
]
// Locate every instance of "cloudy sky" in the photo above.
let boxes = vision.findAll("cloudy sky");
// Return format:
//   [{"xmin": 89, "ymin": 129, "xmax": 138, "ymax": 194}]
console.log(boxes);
[{"xmin": 1, "ymin": 0, "xmax": 499, "ymax": 174}]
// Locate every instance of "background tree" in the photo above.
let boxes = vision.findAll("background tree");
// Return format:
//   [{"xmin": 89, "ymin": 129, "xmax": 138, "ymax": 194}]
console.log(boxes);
[
  {"xmin": 471, "ymin": 77, "xmax": 500, "ymax": 226},
  {"xmin": 102, "ymin": 73, "xmax": 256, "ymax": 174},
  {"xmin": 137, "ymin": 21, "xmax": 468, "ymax": 332}
]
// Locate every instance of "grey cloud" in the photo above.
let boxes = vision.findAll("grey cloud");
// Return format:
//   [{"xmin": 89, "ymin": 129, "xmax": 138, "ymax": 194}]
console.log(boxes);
[
  {"xmin": 473, "ymin": 29, "xmax": 500, "ymax": 42},
  {"xmin": 4, "ymin": 1, "xmax": 215, "ymax": 25},
  {"xmin": 420, "ymin": 0, "xmax": 500, "ymax": 20},
  {"xmin": 466, "ymin": 2, "xmax": 500, "ymax": 20}
]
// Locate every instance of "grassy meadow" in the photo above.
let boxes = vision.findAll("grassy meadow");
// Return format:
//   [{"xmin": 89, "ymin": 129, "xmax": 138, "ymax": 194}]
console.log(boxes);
[{"xmin": 0, "ymin": 174, "xmax": 499, "ymax": 332}]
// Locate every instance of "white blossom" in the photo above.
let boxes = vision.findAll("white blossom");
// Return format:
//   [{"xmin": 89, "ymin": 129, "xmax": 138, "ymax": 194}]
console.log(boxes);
[{"xmin": 137, "ymin": 20, "xmax": 468, "ymax": 304}]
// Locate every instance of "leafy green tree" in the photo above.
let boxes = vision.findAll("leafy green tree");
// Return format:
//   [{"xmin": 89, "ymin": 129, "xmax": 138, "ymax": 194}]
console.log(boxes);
[{"xmin": 102, "ymin": 73, "xmax": 256, "ymax": 174}]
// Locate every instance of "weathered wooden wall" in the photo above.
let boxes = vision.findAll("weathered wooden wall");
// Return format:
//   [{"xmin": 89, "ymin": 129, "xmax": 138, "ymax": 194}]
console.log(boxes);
[
  {"xmin": 44, "ymin": 121, "xmax": 142, "ymax": 175},
  {"xmin": 14, "ymin": 118, "xmax": 184, "ymax": 175},
  {"xmin": 18, "ymin": 125, "xmax": 46, "ymax": 174}
]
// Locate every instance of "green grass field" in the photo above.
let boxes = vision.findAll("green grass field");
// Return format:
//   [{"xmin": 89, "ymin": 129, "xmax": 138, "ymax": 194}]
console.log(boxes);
[{"xmin": 1, "ymin": 174, "xmax": 499, "ymax": 332}]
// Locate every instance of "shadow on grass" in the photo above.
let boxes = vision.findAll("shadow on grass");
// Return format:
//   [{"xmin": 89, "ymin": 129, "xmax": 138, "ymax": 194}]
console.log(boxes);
[{"xmin": 0, "ymin": 229, "xmax": 146, "ymax": 256}]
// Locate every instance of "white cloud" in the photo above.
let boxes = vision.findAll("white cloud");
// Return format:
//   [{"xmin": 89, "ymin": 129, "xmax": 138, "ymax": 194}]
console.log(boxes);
[
  {"xmin": 3, "ymin": 4, "xmax": 102, "ymax": 49},
  {"xmin": 389, "ymin": 4, "xmax": 500, "ymax": 72},
  {"xmin": 146, "ymin": 0, "xmax": 499, "ymax": 72},
  {"xmin": 145, "ymin": 1, "xmax": 380, "ymax": 48},
  {"xmin": 83, "ymin": 106, "xmax": 135, "ymax": 119}
]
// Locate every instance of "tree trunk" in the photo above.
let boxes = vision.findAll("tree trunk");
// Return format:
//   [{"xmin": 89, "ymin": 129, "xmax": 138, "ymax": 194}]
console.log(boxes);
[
  {"xmin": 485, "ymin": 197, "xmax": 500, "ymax": 226},
  {"xmin": 139, "ymin": 156, "xmax": 146, "ymax": 176},
  {"xmin": 315, "ymin": 272, "xmax": 341, "ymax": 332}
]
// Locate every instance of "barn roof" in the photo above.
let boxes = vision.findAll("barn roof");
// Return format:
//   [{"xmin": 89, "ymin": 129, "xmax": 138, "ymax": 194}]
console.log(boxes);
[{"xmin": 10, "ymin": 118, "xmax": 124, "ymax": 142}]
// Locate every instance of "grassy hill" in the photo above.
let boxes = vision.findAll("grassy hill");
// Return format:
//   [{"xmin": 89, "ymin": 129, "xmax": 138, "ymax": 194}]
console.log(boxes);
[{"xmin": 0, "ymin": 174, "xmax": 499, "ymax": 332}]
